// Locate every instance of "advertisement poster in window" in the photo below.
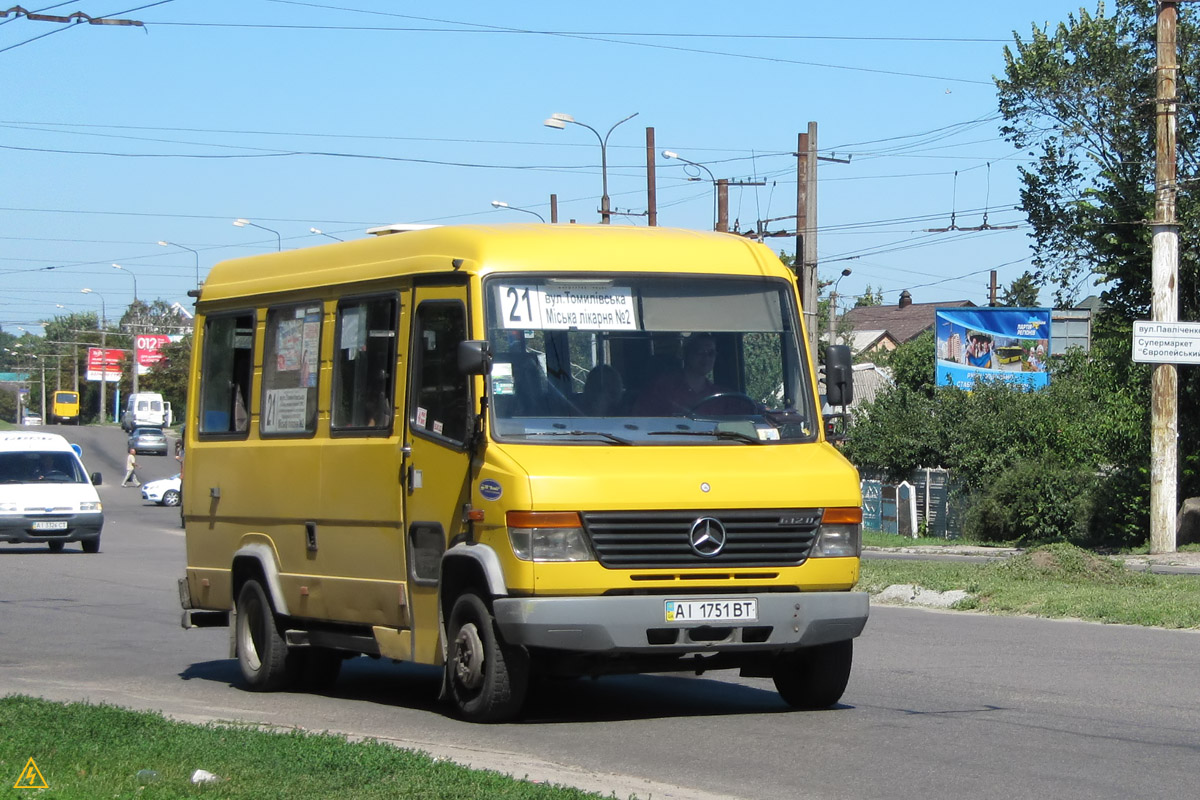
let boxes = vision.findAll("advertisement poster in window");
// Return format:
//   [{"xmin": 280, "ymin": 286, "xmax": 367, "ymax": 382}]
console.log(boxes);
[{"xmin": 935, "ymin": 308, "xmax": 1051, "ymax": 390}]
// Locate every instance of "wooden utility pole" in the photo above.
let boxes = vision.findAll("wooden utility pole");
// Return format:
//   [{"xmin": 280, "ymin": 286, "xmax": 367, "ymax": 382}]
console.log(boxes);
[
  {"xmin": 1151, "ymin": 0, "xmax": 1180, "ymax": 554},
  {"xmin": 990, "ymin": 270, "xmax": 999, "ymax": 306},
  {"xmin": 716, "ymin": 179, "xmax": 729, "ymax": 232},
  {"xmin": 645, "ymin": 127, "xmax": 657, "ymax": 227},
  {"xmin": 797, "ymin": 124, "xmax": 820, "ymax": 355},
  {"xmin": 550, "ymin": 194, "xmax": 558, "ymax": 224}
]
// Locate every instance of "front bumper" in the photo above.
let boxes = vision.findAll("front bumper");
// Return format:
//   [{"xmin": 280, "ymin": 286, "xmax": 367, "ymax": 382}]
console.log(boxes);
[
  {"xmin": 0, "ymin": 512, "xmax": 103, "ymax": 544},
  {"xmin": 493, "ymin": 591, "xmax": 868, "ymax": 654}
]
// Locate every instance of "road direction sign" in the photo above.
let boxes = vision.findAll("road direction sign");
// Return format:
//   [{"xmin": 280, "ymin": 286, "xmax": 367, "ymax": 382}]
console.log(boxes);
[{"xmin": 1132, "ymin": 320, "xmax": 1200, "ymax": 364}]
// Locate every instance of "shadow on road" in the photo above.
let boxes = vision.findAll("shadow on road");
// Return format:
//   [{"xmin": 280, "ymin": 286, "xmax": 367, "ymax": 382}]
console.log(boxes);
[{"xmin": 179, "ymin": 655, "xmax": 852, "ymax": 723}]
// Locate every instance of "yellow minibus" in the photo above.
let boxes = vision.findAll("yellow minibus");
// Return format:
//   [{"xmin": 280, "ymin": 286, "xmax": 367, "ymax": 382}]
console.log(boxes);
[
  {"xmin": 178, "ymin": 223, "xmax": 867, "ymax": 722},
  {"xmin": 49, "ymin": 390, "xmax": 80, "ymax": 425}
]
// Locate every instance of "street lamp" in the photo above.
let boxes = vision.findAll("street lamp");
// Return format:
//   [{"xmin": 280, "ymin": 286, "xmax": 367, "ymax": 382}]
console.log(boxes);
[
  {"xmin": 81, "ymin": 287, "xmax": 110, "ymax": 424},
  {"xmin": 233, "ymin": 218, "xmax": 282, "ymax": 251},
  {"xmin": 157, "ymin": 240, "xmax": 201, "ymax": 288},
  {"xmin": 490, "ymin": 200, "xmax": 545, "ymax": 223},
  {"xmin": 112, "ymin": 263, "xmax": 138, "ymax": 303},
  {"xmin": 662, "ymin": 149, "xmax": 721, "ymax": 230},
  {"xmin": 828, "ymin": 268, "xmax": 852, "ymax": 346},
  {"xmin": 543, "ymin": 111, "xmax": 639, "ymax": 224},
  {"xmin": 309, "ymin": 227, "xmax": 344, "ymax": 242}
]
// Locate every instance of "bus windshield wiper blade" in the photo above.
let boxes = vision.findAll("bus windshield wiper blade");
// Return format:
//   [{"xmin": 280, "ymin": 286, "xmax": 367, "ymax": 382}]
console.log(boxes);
[
  {"xmin": 523, "ymin": 430, "xmax": 634, "ymax": 445},
  {"xmin": 647, "ymin": 429, "xmax": 763, "ymax": 444}
]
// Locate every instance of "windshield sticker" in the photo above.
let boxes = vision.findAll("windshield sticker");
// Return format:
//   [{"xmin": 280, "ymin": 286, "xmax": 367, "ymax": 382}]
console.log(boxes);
[
  {"xmin": 479, "ymin": 479, "xmax": 503, "ymax": 501},
  {"xmin": 415, "ymin": 407, "xmax": 428, "ymax": 428},
  {"xmin": 432, "ymin": 420, "xmax": 444, "ymax": 435},
  {"xmin": 497, "ymin": 284, "xmax": 638, "ymax": 331}
]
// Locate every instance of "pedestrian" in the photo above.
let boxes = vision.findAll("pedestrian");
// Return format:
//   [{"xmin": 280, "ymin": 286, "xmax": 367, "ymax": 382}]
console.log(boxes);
[{"xmin": 121, "ymin": 447, "xmax": 140, "ymax": 487}]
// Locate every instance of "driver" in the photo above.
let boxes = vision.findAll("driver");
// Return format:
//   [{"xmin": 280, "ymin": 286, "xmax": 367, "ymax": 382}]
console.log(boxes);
[{"xmin": 635, "ymin": 333, "xmax": 729, "ymax": 415}]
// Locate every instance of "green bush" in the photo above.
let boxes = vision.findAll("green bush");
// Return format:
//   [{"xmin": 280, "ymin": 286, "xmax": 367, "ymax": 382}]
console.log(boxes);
[{"xmin": 963, "ymin": 461, "xmax": 1096, "ymax": 545}]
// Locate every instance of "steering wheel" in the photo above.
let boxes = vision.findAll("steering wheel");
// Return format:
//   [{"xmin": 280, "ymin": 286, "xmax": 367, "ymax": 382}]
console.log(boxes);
[{"xmin": 688, "ymin": 391, "xmax": 758, "ymax": 415}]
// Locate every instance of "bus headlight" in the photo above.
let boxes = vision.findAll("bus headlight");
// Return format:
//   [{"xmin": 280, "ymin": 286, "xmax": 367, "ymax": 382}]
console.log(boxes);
[
  {"xmin": 812, "ymin": 507, "xmax": 862, "ymax": 558},
  {"xmin": 507, "ymin": 511, "xmax": 594, "ymax": 562}
]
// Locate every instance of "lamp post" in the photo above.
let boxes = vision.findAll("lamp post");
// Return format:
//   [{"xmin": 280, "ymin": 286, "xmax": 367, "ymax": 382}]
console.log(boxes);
[
  {"xmin": 309, "ymin": 227, "xmax": 344, "ymax": 242},
  {"xmin": 233, "ymin": 218, "xmax": 282, "ymax": 251},
  {"xmin": 490, "ymin": 200, "xmax": 545, "ymax": 223},
  {"xmin": 112, "ymin": 263, "xmax": 138, "ymax": 303},
  {"xmin": 543, "ymin": 112, "xmax": 638, "ymax": 224},
  {"xmin": 661, "ymin": 149, "xmax": 723, "ymax": 230},
  {"xmin": 81, "ymin": 287, "xmax": 110, "ymax": 424},
  {"xmin": 157, "ymin": 240, "xmax": 201, "ymax": 288},
  {"xmin": 828, "ymin": 268, "xmax": 852, "ymax": 346}
]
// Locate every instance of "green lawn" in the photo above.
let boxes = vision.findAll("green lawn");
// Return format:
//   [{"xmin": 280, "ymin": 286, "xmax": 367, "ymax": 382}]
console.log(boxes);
[{"xmin": 0, "ymin": 696, "xmax": 623, "ymax": 799}]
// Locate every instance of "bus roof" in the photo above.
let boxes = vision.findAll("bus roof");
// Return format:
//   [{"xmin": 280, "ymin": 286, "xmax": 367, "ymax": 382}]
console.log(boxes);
[{"xmin": 199, "ymin": 224, "xmax": 788, "ymax": 304}]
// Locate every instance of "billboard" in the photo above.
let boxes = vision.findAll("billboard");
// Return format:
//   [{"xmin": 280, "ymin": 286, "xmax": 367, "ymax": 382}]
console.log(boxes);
[
  {"xmin": 935, "ymin": 308, "xmax": 1051, "ymax": 390},
  {"xmin": 134, "ymin": 334, "xmax": 176, "ymax": 375},
  {"xmin": 86, "ymin": 347, "xmax": 126, "ymax": 383}
]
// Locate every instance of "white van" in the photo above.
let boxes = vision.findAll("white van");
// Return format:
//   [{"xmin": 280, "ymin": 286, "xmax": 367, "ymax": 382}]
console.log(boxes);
[
  {"xmin": 121, "ymin": 392, "xmax": 173, "ymax": 432},
  {"xmin": 0, "ymin": 431, "xmax": 104, "ymax": 553}
]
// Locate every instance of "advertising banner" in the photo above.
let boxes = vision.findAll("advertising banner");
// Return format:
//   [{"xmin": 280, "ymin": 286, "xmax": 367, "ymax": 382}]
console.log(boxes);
[
  {"xmin": 134, "ymin": 334, "xmax": 174, "ymax": 375},
  {"xmin": 935, "ymin": 307, "xmax": 1051, "ymax": 390},
  {"xmin": 85, "ymin": 347, "xmax": 126, "ymax": 383}
]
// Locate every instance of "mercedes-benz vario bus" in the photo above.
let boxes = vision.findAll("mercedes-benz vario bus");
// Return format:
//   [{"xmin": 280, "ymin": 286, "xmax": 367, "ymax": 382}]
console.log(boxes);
[{"xmin": 178, "ymin": 223, "xmax": 866, "ymax": 722}]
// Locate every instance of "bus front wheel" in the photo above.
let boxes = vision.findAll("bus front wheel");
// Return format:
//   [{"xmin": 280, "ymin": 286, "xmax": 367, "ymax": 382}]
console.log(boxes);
[
  {"xmin": 447, "ymin": 592, "xmax": 529, "ymax": 723},
  {"xmin": 772, "ymin": 639, "xmax": 853, "ymax": 709}
]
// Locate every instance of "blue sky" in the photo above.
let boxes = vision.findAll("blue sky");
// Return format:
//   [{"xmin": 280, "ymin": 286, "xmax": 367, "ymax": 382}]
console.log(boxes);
[{"xmin": 2, "ymin": 1, "xmax": 1102, "ymax": 333}]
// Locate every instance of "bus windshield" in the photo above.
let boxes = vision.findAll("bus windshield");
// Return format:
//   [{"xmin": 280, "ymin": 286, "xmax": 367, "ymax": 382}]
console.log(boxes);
[{"xmin": 483, "ymin": 274, "xmax": 817, "ymax": 445}]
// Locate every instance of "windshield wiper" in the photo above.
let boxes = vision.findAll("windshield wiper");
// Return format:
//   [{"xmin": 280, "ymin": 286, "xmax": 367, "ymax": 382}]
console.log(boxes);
[
  {"xmin": 522, "ymin": 430, "xmax": 634, "ymax": 445},
  {"xmin": 647, "ymin": 429, "xmax": 763, "ymax": 444}
]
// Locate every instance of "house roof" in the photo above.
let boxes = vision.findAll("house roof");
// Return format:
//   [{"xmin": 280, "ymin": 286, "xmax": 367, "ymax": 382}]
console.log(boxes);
[{"xmin": 840, "ymin": 297, "xmax": 974, "ymax": 344}]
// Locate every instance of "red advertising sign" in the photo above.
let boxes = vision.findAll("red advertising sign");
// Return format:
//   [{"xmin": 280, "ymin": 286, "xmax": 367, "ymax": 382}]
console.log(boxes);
[
  {"xmin": 86, "ymin": 347, "xmax": 126, "ymax": 383},
  {"xmin": 135, "ymin": 334, "xmax": 172, "ymax": 375}
]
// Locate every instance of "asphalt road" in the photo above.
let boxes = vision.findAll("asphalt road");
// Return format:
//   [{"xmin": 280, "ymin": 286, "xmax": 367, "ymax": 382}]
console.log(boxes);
[{"xmin": 2, "ymin": 425, "xmax": 1199, "ymax": 799}]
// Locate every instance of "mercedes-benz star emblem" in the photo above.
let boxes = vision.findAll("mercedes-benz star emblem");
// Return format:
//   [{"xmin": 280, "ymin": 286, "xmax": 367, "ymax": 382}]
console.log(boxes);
[{"xmin": 689, "ymin": 517, "xmax": 727, "ymax": 558}]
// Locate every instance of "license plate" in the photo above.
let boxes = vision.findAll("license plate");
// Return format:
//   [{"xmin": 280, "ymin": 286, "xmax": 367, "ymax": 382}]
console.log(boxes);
[
  {"xmin": 32, "ymin": 520, "xmax": 68, "ymax": 531},
  {"xmin": 664, "ymin": 598, "xmax": 758, "ymax": 623}
]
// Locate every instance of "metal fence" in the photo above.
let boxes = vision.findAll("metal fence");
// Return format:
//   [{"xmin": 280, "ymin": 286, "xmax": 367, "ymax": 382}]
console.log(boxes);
[{"xmin": 861, "ymin": 467, "xmax": 963, "ymax": 539}]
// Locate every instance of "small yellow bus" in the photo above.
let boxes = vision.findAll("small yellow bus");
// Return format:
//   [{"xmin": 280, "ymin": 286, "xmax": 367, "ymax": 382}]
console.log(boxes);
[
  {"xmin": 178, "ymin": 224, "xmax": 867, "ymax": 722},
  {"xmin": 49, "ymin": 391, "xmax": 80, "ymax": 425}
]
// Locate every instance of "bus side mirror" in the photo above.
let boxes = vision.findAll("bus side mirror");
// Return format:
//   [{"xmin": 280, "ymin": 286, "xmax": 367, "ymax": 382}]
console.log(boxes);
[
  {"xmin": 458, "ymin": 340, "xmax": 493, "ymax": 376},
  {"xmin": 824, "ymin": 345, "xmax": 853, "ymax": 407}
]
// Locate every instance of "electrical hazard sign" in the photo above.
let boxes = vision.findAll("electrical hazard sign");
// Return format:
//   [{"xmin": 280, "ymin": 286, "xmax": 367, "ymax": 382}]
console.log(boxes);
[{"xmin": 13, "ymin": 758, "xmax": 48, "ymax": 789}]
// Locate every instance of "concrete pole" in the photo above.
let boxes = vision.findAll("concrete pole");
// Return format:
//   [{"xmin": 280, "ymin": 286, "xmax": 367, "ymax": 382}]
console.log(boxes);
[{"xmin": 1150, "ymin": 0, "xmax": 1179, "ymax": 554}]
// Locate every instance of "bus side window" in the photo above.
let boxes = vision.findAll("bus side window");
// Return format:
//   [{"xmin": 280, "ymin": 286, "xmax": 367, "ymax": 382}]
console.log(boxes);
[
  {"xmin": 260, "ymin": 303, "xmax": 323, "ymax": 437},
  {"xmin": 410, "ymin": 301, "xmax": 468, "ymax": 444},
  {"xmin": 332, "ymin": 295, "xmax": 398, "ymax": 433},
  {"xmin": 198, "ymin": 313, "xmax": 255, "ymax": 435}
]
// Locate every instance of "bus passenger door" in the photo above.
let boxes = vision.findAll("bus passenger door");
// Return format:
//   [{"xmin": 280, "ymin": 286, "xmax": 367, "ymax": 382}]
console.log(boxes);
[{"xmin": 402, "ymin": 286, "xmax": 473, "ymax": 665}]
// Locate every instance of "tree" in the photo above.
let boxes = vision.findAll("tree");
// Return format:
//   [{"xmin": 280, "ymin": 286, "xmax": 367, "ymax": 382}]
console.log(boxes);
[
  {"xmin": 854, "ymin": 285, "xmax": 884, "ymax": 307},
  {"xmin": 1002, "ymin": 271, "xmax": 1042, "ymax": 307},
  {"xmin": 997, "ymin": 1, "xmax": 1200, "ymax": 503}
]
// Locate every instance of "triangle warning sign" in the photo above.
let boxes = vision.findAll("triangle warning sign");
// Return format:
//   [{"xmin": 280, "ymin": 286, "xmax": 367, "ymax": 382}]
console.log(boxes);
[{"xmin": 14, "ymin": 757, "xmax": 48, "ymax": 789}]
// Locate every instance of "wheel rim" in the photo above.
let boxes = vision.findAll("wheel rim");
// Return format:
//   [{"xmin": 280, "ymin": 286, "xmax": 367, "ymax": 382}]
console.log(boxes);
[
  {"xmin": 453, "ymin": 621, "xmax": 485, "ymax": 691},
  {"xmin": 239, "ymin": 593, "xmax": 264, "ymax": 671}
]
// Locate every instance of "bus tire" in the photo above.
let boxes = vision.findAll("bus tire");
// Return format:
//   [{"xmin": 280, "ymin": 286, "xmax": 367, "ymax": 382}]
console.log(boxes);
[
  {"xmin": 772, "ymin": 639, "xmax": 852, "ymax": 710},
  {"xmin": 447, "ymin": 592, "xmax": 529, "ymax": 723},
  {"xmin": 236, "ymin": 579, "xmax": 292, "ymax": 691}
]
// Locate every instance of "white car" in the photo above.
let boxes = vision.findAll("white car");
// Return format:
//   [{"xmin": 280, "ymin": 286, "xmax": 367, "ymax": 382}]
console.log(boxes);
[{"xmin": 141, "ymin": 474, "xmax": 181, "ymax": 507}]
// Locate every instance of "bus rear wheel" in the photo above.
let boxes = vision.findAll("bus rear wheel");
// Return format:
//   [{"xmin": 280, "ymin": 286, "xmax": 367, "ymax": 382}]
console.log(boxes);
[
  {"xmin": 236, "ymin": 579, "xmax": 294, "ymax": 691},
  {"xmin": 772, "ymin": 639, "xmax": 853, "ymax": 709},
  {"xmin": 447, "ymin": 592, "xmax": 529, "ymax": 723}
]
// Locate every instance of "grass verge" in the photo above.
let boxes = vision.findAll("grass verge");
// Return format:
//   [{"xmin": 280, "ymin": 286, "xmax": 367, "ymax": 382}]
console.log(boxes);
[
  {"xmin": 862, "ymin": 530, "xmax": 1004, "ymax": 548},
  {"xmin": 859, "ymin": 543, "xmax": 1200, "ymax": 628},
  {"xmin": 0, "ymin": 696, "xmax": 621, "ymax": 800}
]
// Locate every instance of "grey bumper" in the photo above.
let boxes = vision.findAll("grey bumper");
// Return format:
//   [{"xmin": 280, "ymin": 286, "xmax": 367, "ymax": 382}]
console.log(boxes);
[
  {"xmin": 0, "ymin": 512, "xmax": 103, "ymax": 544},
  {"xmin": 493, "ymin": 591, "xmax": 868, "ymax": 654}
]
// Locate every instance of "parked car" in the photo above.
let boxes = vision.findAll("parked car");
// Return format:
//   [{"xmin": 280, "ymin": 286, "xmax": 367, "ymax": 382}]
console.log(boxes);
[
  {"xmin": 141, "ymin": 473, "xmax": 181, "ymax": 507},
  {"xmin": 128, "ymin": 427, "xmax": 168, "ymax": 456}
]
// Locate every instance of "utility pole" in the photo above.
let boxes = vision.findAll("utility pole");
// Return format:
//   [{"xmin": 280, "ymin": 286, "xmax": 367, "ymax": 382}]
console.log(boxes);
[
  {"xmin": 797, "ymin": 124, "xmax": 820, "ymax": 355},
  {"xmin": 716, "ymin": 179, "xmax": 729, "ymax": 232},
  {"xmin": 646, "ymin": 127, "xmax": 657, "ymax": 227},
  {"xmin": 550, "ymin": 194, "xmax": 558, "ymax": 224},
  {"xmin": 990, "ymin": 270, "xmax": 999, "ymax": 306},
  {"xmin": 1151, "ymin": 0, "xmax": 1180, "ymax": 554}
]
